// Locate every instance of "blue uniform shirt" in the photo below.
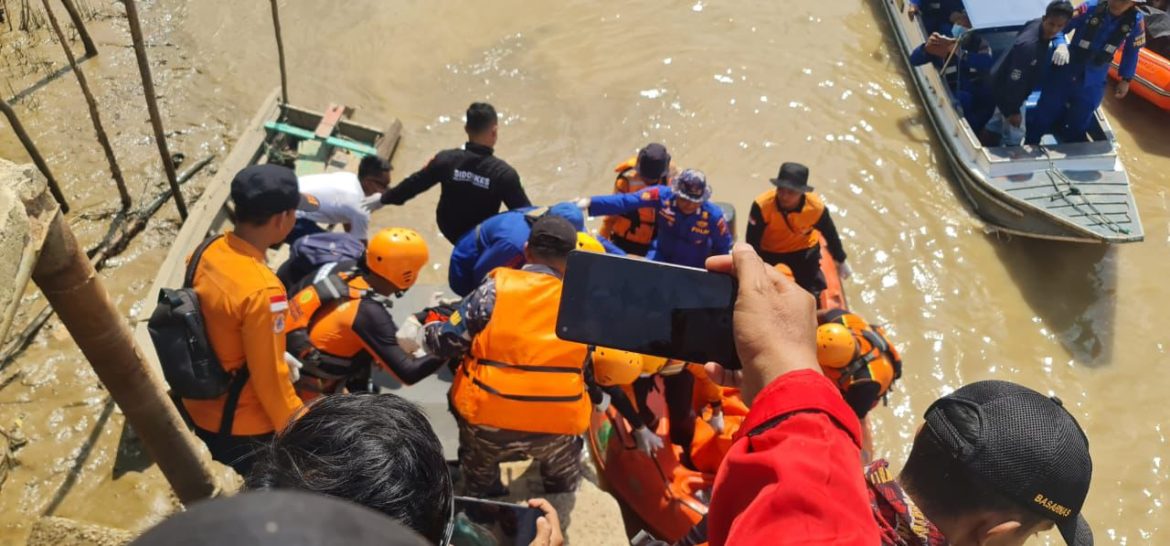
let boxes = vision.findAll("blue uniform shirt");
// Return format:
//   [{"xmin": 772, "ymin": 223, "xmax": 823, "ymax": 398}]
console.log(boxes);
[
  {"xmin": 1066, "ymin": 0, "xmax": 1146, "ymax": 81},
  {"xmin": 447, "ymin": 203, "xmax": 623, "ymax": 296},
  {"xmin": 588, "ymin": 186, "xmax": 732, "ymax": 268},
  {"xmin": 991, "ymin": 18, "xmax": 1059, "ymax": 117}
]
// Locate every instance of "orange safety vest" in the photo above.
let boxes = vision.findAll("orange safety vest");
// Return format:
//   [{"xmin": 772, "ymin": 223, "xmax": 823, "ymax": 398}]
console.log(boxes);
[
  {"xmin": 286, "ymin": 272, "xmax": 374, "ymax": 397},
  {"xmin": 753, "ymin": 189, "xmax": 826, "ymax": 254},
  {"xmin": 822, "ymin": 313, "xmax": 902, "ymax": 400},
  {"xmin": 600, "ymin": 157, "xmax": 664, "ymax": 254},
  {"xmin": 450, "ymin": 267, "xmax": 591, "ymax": 435}
]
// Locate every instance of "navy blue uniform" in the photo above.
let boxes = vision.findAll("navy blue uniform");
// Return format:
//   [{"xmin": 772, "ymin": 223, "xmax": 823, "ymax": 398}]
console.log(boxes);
[
  {"xmin": 910, "ymin": 0, "xmax": 965, "ymax": 36},
  {"xmin": 1027, "ymin": 0, "xmax": 1146, "ymax": 144},
  {"xmin": 991, "ymin": 19, "xmax": 1061, "ymax": 120},
  {"xmin": 910, "ymin": 33, "xmax": 995, "ymax": 129}
]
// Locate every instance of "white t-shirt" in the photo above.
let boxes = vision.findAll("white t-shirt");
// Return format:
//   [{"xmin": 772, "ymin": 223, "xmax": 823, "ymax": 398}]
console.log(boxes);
[{"xmin": 296, "ymin": 172, "xmax": 369, "ymax": 240}]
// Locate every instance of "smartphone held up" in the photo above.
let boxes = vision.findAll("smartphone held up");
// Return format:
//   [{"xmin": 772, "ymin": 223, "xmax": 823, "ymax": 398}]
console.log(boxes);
[{"xmin": 556, "ymin": 251, "xmax": 741, "ymax": 370}]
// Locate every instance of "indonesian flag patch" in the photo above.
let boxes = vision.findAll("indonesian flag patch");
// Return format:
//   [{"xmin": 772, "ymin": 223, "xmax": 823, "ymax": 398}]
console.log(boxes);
[{"xmin": 270, "ymin": 295, "xmax": 289, "ymax": 313}]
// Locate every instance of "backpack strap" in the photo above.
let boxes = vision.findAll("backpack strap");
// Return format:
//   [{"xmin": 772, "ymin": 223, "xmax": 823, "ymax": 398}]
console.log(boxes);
[
  {"xmin": 184, "ymin": 235, "xmax": 225, "ymax": 289},
  {"xmin": 216, "ymin": 367, "xmax": 251, "ymax": 438}
]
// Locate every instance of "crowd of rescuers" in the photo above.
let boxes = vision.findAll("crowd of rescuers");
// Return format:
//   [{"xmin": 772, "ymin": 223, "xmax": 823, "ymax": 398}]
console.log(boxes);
[
  {"xmin": 908, "ymin": 0, "xmax": 1150, "ymax": 147},
  {"xmin": 162, "ymin": 104, "xmax": 1095, "ymax": 546}
]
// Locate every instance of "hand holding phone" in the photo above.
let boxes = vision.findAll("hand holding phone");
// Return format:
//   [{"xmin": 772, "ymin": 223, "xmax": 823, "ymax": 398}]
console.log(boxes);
[
  {"xmin": 702, "ymin": 243, "xmax": 820, "ymax": 403},
  {"xmin": 557, "ymin": 251, "xmax": 740, "ymax": 370}
]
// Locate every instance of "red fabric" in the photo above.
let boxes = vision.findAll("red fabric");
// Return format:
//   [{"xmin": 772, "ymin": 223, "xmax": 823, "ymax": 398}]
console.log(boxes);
[
  {"xmin": 866, "ymin": 460, "xmax": 947, "ymax": 546},
  {"xmin": 708, "ymin": 369, "xmax": 879, "ymax": 546}
]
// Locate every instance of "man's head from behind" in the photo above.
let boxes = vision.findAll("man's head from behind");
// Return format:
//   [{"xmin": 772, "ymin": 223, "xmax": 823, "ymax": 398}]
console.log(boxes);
[
  {"xmin": 246, "ymin": 393, "xmax": 452, "ymax": 544},
  {"xmin": 231, "ymin": 164, "xmax": 319, "ymax": 245},
  {"xmin": 465, "ymin": 102, "xmax": 499, "ymax": 147},
  {"xmin": 524, "ymin": 215, "xmax": 577, "ymax": 274},
  {"xmin": 900, "ymin": 380, "xmax": 1092, "ymax": 546},
  {"xmin": 1043, "ymin": 1, "xmax": 1075, "ymax": 40}
]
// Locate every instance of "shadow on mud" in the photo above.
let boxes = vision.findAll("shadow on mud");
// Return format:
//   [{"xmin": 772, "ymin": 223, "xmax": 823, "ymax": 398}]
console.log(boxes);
[{"xmin": 988, "ymin": 234, "xmax": 1117, "ymax": 368}]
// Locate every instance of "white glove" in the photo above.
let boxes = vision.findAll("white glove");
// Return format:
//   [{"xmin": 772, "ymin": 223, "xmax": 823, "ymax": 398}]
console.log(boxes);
[
  {"xmin": 574, "ymin": 197, "xmax": 591, "ymax": 211},
  {"xmin": 1052, "ymin": 44, "xmax": 1070, "ymax": 66},
  {"xmin": 594, "ymin": 391, "xmax": 612, "ymax": 413},
  {"xmin": 707, "ymin": 407, "xmax": 725, "ymax": 434},
  {"xmin": 283, "ymin": 352, "xmax": 304, "ymax": 383},
  {"xmin": 837, "ymin": 261, "xmax": 853, "ymax": 280},
  {"xmin": 632, "ymin": 426, "xmax": 665, "ymax": 456},
  {"xmin": 396, "ymin": 315, "xmax": 423, "ymax": 354},
  {"xmin": 360, "ymin": 194, "xmax": 386, "ymax": 214}
]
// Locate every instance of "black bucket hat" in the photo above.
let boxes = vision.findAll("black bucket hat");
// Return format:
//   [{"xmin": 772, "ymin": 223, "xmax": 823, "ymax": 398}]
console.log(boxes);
[{"xmin": 770, "ymin": 162, "xmax": 814, "ymax": 193}]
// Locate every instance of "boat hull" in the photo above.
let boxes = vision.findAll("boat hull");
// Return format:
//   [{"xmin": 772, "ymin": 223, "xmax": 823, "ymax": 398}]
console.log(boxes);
[{"xmin": 1110, "ymin": 48, "xmax": 1170, "ymax": 111}]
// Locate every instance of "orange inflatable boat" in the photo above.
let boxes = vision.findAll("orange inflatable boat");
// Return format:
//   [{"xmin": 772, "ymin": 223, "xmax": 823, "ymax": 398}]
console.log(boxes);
[
  {"xmin": 586, "ymin": 236, "xmax": 847, "ymax": 543},
  {"xmin": 1110, "ymin": 47, "xmax": 1170, "ymax": 111}
]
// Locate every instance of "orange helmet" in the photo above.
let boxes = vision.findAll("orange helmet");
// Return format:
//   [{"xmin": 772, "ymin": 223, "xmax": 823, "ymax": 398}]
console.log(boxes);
[
  {"xmin": 366, "ymin": 228, "xmax": 428, "ymax": 291},
  {"xmin": 774, "ymin": 263, "xmax": 796, "ymax": 282},
  {"xmin": 816, "ymin": 323, "xmax": 857, "ymax": 369},
  {"xmin": 577, "ymin": 232, "xmax": 606, "ymax": 253},
  {"xmin": 592, "ymin": 347, "xmax": 642, "ymax": 386}
]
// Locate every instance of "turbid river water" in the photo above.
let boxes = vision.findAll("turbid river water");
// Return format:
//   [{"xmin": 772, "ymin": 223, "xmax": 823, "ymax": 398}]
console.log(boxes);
[{"xmin": 0, "ymin": 0, "xmax": 1168, "ymax": 543}]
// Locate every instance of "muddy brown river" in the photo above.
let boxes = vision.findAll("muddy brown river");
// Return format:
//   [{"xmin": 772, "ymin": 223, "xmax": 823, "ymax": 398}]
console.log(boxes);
[{"xmin": 1, "ymin": 0, "xmax": 1168, "ymax": 543}]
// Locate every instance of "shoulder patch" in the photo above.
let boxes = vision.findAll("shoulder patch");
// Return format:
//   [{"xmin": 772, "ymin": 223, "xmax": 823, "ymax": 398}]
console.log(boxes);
[{"xmin": 269, "ymin": 294, "xmax": 288, "ymax": 313}]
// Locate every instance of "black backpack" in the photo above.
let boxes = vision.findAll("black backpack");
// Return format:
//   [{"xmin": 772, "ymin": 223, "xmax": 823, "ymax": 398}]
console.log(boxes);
[{"xmin": 148, "ymin": 236, "xmax": 250, "ymax": 433}]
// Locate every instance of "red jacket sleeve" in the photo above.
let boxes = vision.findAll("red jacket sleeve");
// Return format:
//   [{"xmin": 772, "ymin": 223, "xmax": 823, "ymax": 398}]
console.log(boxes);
[{"xmin": 708, "ymin": 370, "xmax": 878, "ymax": 546}]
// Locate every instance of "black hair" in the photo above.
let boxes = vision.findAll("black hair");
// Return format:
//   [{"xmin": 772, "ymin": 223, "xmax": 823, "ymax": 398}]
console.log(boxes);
[
  {"xmin": 465, "ymin": 102, "xmax": 498, "ymax": 134},
  {"xmin": 1045, "ymin": 0, "xmax": 1075, "ymax": 20},
  {"xmin": 900, "ymin": 429, "xmax": 1049, "ymax": 530},
  {"xmin": 358, "ymin": 155, "xmax": 392, "ymax": 179},
  {"xmin": 233, "ymin": 204, "xmax": 285, "ymax": 227},
  {"xmin": 246, "ymin": 393, "xmax": 453, "ymax": 543}
]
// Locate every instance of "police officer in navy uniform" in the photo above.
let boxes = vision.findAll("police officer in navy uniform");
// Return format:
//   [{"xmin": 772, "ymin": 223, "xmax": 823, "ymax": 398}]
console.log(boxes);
[
  {"xmin": 982, "ymin": 1, "xmax": 1076, "ymax": 146},
  {"xmin": 362, "ymin": 102, "xmax": 532, "ymax": 244},
  {"xmin": 909, "ymin": 14, "xmax": 996, "ymax": 130},
  {"xmin": 1027, "ymin": 0, "xmax": 1147, "ymax": 144}
]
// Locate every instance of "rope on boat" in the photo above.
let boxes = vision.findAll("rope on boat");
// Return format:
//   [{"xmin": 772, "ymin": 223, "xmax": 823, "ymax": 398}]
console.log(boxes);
[{"xmin": 1044, "ymin": 169, "xmax": 1131, "ymax": 235}]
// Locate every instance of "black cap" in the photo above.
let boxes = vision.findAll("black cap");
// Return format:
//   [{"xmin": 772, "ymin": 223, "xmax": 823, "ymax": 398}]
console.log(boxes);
[
  {"xmin": 528, "ymin": 215, "xmax": 577, "ymax": 257},
  {"xmin": 770, "ymin": 162, "xmax": 814, "ymax": 193},
  {"xmin": 636, "ymin": 143, "xmax": 671, "ymax": 181},
  {"xmin": 231, "ymin": 164, "xmax": 319, "ymax": 218},
  {"xmin": 924, "ymin": 381, "xmax": 1092, "ymax": 546},
  {"xmin": 129, "ymin": 490, "xmax": 430, "ymax": 546}
]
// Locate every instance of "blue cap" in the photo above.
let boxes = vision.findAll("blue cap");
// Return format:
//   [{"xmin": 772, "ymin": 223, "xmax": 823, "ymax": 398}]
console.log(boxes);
[
  {"xmin": 548, "ymin": 201, "xmax": 586, "ymax": 231},
  {"xmin": 672, "ymin": 169, "xmax": 712, "ymax": 203}
]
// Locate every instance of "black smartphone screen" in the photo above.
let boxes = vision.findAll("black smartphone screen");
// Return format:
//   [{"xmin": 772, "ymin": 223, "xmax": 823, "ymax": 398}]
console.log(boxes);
[
  {"xmin": 450, "ymin": 497, "xmax": 543, "ymax": 546},
  {"xmin": 557, "ymin": 251, "xmax": 740, "ymax": 370}
]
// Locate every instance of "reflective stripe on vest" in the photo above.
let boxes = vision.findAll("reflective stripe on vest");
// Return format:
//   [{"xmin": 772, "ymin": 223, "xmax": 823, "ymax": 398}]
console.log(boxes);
[
  {"xmin": 754, "ymin": 189, "xmax": 824, "ymax": 254},
  {"xmin": 1074, "ymin": 3, "xmax": 1137, "ymax": 66},
  {"xmin": 451, "ymin": 267, "xmax": 591, "ymax": 435}
]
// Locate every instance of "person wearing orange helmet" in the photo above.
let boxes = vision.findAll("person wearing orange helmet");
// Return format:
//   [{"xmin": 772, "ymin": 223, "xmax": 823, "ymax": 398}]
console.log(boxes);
[
  {"xmin": 815, "ymin": 309, "xmax": 902, "ymax": 421},
  {"xmin": 285, "ymin": 228, "xmax": 443, "ymax": 399}
]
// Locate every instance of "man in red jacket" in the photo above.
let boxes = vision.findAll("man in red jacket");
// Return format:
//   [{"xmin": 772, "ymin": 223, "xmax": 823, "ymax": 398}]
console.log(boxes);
[{"xmin": 702, "ymin": 245, "xmax": 1094, "ymax": 546}]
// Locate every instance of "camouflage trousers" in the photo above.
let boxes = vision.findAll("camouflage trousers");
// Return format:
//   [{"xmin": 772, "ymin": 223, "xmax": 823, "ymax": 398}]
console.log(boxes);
[{"xmin": 457, "ymin": 420, "xmax": 583, "ymax": 497}]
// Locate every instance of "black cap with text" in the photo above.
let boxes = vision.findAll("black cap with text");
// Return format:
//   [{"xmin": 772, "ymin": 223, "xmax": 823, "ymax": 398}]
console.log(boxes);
[{"xmin": 924, "ymin": 380, "xmax": 1092, "ymax": 546}]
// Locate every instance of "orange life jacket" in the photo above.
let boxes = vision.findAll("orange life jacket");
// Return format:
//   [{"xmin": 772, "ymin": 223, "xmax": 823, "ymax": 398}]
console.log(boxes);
[
  {"xmin": 450, "ymin": 267, "xmax": 591, "ymax": 435},
  {"xmin": 600, "ymin": 157, "xmax": 663, "ymax": 255},
  {"xmin": 286, "ymin": 271, "xmax": 375, "ymax": 397},
  {"xmin": 821, "ymin": 313, "xmax": 902, "ymax": 401},
  {"xmin": 753, "ymin": 189, "xmax": 826, "ymax": 254}
]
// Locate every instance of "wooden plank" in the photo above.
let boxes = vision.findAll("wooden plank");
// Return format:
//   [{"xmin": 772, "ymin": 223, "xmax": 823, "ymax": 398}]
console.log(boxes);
[
  {"xmin": 314, "ymin": 103, "xmax": 347, "ymax": 139},
  {"xmin": 264, "ymin": 121, "xmax": 380, "ymax": 156},
  {"xmin": 375, "ymin": 119, "xmax": 404, "ymax": 161}
]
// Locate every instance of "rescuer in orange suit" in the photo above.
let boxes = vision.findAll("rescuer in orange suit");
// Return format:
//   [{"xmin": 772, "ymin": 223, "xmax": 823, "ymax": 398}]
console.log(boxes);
[
  {"xmin": 421, "ymin": 216, "xmax": 639, "ymax": 497},
  {"xmin": 284, "ymin": 228, "xmax": 443, "ymax": 400},
  {"xmin": 599, "ymin": 143, "xmax": 675, "ymax": 255},
  {"xmin": 746, "ymin": 162, "xmax": 850, "ymax": 302},
  {"xmin": 183, "ymin": 165, "xmax": 315, "ymax": 475}
]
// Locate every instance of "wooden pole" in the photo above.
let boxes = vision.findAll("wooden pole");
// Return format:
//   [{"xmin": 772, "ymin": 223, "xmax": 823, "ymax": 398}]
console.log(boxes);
[
  {"xmin": 56, "ymin": 0, "xmax": 95, "ymax": 57},
  {"xmin": 41, "ymin": 0, "xmax": 130, "ymax": 210},
  {"xmin": 121, "ymin": 0, "xmax": 186, "ymax": 219},
  {"xmin": 268, "ymin": 0, "xmax": 288, "ymax": 104},
  {"xmin": 0, "ymin": 98, "xmax": 70, "ymax": 213},
  {"xmin": 31, "ymin": 210, "xmax": 220, "ymax": 503}
]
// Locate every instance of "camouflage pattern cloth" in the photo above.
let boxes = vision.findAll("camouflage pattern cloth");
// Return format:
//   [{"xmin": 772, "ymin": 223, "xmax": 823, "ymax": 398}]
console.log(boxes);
[
  {"xmin": 423, "ymin": 264, "xmax": 561, "ymax": 360},
  {"xmin": 457, "ymin": 419, "xmax": 583, "ymax": 497},
  {"xmin": 866, "ymin": 460, "xmax": 947, "ymax": 546}
]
